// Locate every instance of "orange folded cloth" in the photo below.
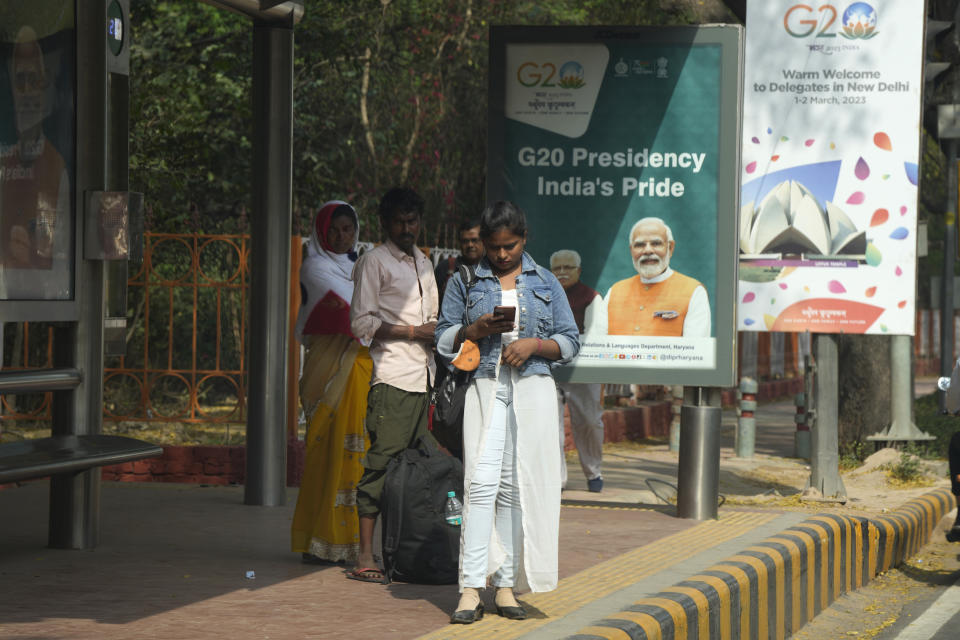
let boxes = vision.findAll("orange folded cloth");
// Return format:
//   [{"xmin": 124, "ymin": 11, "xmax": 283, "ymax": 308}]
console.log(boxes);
[{"xmin": 452, "ymin": 339, "xmax": 480, "ymax": 371}]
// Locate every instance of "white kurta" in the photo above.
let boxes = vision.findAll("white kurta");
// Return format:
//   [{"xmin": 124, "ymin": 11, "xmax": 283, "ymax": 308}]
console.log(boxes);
[{"xmin": 460, "ymin": 364, "xmax": 561, "ymax": 593}]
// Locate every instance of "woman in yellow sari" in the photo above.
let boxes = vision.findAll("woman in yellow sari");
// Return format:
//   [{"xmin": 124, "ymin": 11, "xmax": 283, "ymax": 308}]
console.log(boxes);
[{"xmin": 291, "ymin": 201, "xmax": 372, "ymax": 563}]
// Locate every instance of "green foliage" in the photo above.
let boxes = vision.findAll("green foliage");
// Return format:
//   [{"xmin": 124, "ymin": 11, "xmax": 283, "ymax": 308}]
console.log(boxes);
[
  {"xmin": 130, "ymin": 1, "xmax": 252, "ymax": 233},
  {"xmin": 129, "ymin": 1, "xmax": 730, "ymax": 241},
  {"xmin": 838, "ymin": 440, "xmax": 866, "ymax": 471},
  {"xmin": 914, "ymin": 391, "xmax": 959, "ymax": 455},
  {"xmin": 885, "ymin": 450, "xmax": 925, "ymax": 485}
]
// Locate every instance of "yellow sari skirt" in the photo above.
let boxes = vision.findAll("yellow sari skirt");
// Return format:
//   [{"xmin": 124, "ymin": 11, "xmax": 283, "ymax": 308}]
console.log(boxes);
[{"xmin": 291, "ymin": 334, "xmax": 372, "ymax": 562}]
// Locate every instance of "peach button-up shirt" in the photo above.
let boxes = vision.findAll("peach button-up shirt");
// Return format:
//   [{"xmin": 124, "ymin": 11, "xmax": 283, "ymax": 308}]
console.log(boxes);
[{"xmin": 350, "ymin": 239, "xmax": 439, "ymax": 393}]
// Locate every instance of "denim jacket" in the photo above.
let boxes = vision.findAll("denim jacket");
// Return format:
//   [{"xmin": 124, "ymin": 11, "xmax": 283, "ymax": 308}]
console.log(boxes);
[{"xmin": 435, "ymin": 252, "xmax": 580, "ymax": 379}]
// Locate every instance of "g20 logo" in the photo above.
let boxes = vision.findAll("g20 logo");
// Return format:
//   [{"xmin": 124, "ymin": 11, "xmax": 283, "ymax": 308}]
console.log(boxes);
[
  {"xmin": 516, "ymin": 61, "xmax": 585, "ymax": 88},
  {"xmin": 783, "ymin": 2, "xmax": 878, "ymax": 40}
]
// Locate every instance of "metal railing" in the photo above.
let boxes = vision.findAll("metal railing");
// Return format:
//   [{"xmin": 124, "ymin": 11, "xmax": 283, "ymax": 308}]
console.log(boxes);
[{"xmin": 1, "ymin": 232, "xmax": 251, "ymax": 431}]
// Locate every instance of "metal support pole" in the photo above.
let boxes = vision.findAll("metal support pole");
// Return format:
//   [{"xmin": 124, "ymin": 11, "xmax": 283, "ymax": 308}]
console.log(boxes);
[
  {"xmin": 867, "ymin": 335, "xmax": 935, "ymax": 443},
  {"xmin": 808, "ymin": 334, "xmax": 846, "ymax": 500},
  {"xmin": 677, "ymin": 386, "xmax": 722, "ymax": 520},
  {"xmin": 941, "ymin": 140, "xmax": 957, "ymax": 412},
  {"xmin": 45, "ymin": 3, "xmax": 112, "ymax": 550},
  {"xmin": 736, "ymin": 377, "xmax": 757, "ymax": 458},
  {"xmin": 668, "ymin": 385, "xmax": 683, "ymax": 452},
  {"xmin": 245, "ymin": 22, "xmax": 294, "ymax": 506}
]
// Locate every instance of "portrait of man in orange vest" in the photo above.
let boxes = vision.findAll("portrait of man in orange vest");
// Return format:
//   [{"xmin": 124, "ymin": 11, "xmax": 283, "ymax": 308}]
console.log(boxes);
[
  {"xmin": 603, "ymin": 217, "xmax": 711, "ymax": 337},
  {"xmin": 1, "ymin": 25, "xmax": 71, "ymax": 300}
]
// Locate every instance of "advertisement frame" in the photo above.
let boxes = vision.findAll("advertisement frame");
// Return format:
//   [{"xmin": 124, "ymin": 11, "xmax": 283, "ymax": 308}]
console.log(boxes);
[{"xmin": 487, "ymin": 25, "xmax": 743, "ymax": 387}]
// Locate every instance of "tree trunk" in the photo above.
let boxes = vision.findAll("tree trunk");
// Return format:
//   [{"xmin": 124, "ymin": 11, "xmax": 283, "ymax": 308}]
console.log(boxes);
[{"xmin": 837, "ymin": 334, "xmax": 891, "ymax": 443}]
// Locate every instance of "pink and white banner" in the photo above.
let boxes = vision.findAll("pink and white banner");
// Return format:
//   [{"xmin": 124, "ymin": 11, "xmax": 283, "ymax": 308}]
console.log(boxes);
[{"xmin": 739, "ymin": 1, "xmax": 924, "ymax": 335}]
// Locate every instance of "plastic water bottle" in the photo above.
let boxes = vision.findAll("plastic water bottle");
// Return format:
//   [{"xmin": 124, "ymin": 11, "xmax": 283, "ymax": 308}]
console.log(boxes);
[{"xmin": 444, "ymin": 490, "xmax": 463, "ymax": 526}]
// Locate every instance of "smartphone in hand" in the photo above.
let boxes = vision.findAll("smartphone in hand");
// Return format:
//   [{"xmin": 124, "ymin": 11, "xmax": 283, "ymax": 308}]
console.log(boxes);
[{"xmin": 493, "ymin": 305, "xmax": 516, "ymax": 322}]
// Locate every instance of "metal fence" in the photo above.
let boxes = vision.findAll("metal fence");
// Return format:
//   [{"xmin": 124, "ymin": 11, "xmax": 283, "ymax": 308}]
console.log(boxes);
[{"xmin": 1, "ymin": 232, "xmax": 251, "ymax": 436}]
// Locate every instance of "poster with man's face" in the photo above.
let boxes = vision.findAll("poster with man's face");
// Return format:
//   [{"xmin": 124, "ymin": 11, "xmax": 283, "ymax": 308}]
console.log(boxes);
[
  {"xmin": 0, "ymin": 2, "xmax": 74, "ymax": 302},
  {"xmin": 488, "ymin": 26, "xmax": 742, "ymax": 387}
]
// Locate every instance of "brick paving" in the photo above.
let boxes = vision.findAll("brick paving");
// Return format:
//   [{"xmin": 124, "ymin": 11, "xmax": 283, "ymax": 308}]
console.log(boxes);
[{"xmin": 0, "ymin": 393, "xmax": 851, "ymax": 640}]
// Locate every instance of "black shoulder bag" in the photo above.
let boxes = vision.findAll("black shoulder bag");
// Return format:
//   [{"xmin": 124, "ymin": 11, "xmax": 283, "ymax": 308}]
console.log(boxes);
[{"xmin": 431, "ymin": 264, "xmax": 476, "ymax": 461}]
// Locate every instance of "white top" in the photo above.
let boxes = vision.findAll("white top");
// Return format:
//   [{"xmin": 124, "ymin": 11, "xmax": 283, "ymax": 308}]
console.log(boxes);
[
  {"xmin": 499, "ymin": 288, "xmax": 519, "ymax": 346},
  {"xmin": 350, "ymin": 240, "xmax": 439, "ymax": 393}
]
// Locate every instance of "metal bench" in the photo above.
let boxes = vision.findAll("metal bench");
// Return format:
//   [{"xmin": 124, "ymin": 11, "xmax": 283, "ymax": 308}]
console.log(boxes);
[
  {"xmin": 0, "ymin": 367, "xmax": 163, "ymax": 548},
  {"xmin": 0, "ymin": 434, "xmax": 162, "ymax": 484}
]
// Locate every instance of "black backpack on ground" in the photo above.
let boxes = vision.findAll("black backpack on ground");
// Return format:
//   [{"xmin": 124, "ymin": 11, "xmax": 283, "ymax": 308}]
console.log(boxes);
[{"xmin": 380, "ymin": 437, "xmax": 463, "ymax": 584}]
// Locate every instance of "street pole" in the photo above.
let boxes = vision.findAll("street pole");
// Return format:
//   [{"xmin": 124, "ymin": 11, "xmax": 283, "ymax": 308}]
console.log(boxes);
[
  {"xmin": 677, "ymin": 386, "xmax": 722, "ymax": 520},
  {"xmin": 808, "ymin": 333, "xmax": 846, "ymax": 500},
  {"xmin": 941, "ymin": 140, "xmax": 957, "ymax": 412}
]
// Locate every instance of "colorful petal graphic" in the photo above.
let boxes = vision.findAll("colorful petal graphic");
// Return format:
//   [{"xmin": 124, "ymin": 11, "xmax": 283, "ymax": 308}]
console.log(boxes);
[
  {"xmin": 771, "ymin": 155, "xmax": 780, "ymax": 161},
  {"xmin": 865, "ymin": 243, "xmax": 882, "ymax": 266},
  {"xmin": 742, "ymin": 292, "xmax": 755, "ymax": 303},
  {"xmin": 890, "ymin": 227, "xmax": 909, "ymax": 240},
  {"xmin": 778, "ymin": 282, "xmax": 788, "ymax": 290},
  {"xmin": 764, "ymin": 314, "xmax": 777, "ymax": 330},
  {"xmin": 751, "ymin": 136, "xmax": 760, "ymax": 144},
  {"xmin": 895, "ymin": 266, "xmax": 903, "ymax": 276},
  {"xmin": 744, "ymin": 318, "xmax": 755, "ymax": 326},
  {"xmin": 865, "ymin": 286, "xmax": 877, "ymax": 298},
  {"xmin": 870, "ymin": 209, "xmax": 889, "ymax": 226},
  {"xmin": 780, "ymin": 136, "xmax": 789, "ymax": 142},
  {"xmin": 745, "ymin": 161, "xmax": 757, "ymax": 174},
  {"xmin": 900, "ymin": 206, "xmax": 907, "ymax": 215},
  {"xmin": 881, "ymin": 324, "xmax": 888, "ymax": 332},
  {"xmin": 805, "ymin": 139, "xmax": 815, "ymax": 147},
  {"xmin": 767, "ymin": 127, "xmax": 772, "ymax": 134},
  {"xmin": 874, "ymin": 132, "xmax": 892, "ymax": 150},
  {"xmin": 905, "ymin": 162, "xmax": 918, "ymax": 185},
  {"xmin": 854, "ymin": 157, "xmax": 870, "ymax": 180},
  {"xmin": 828, "ymin": 280, "xmax": 847, "ymax": 294},
  {"xmin": 898, "ymin": 300, "xmax": 907, "ymax": 308},
  {"xmin": 846, "ymin": 192, "xmax": 865, "ymax": 205},
  {"xmin": 830, "ymin": 142, "xmax": 836, "ymax": 149}
]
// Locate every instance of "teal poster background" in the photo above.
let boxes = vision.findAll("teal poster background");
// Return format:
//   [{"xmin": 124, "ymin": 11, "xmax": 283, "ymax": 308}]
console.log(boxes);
[
  {"xmin": 502, "ymin": 44, "xmax": 720, "ymax": 336},
  {"xmin": 488, "ymin": 25, "xmax": 742, "ymax": 387}
]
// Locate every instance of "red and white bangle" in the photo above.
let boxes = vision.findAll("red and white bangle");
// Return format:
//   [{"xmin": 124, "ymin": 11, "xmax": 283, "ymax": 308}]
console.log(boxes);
[{"xmin": 536, "ymin": 337, "xmax": 543, "ymax": 354}]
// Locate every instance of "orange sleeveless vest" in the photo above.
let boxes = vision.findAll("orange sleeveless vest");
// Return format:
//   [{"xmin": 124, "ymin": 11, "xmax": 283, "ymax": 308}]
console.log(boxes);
[{"xmin": 607, "ymin": 272, "xmax": 702, "ymax": 336}]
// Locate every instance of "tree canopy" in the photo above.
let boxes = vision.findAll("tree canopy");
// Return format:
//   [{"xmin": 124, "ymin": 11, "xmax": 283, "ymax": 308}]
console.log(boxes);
[{"xmin": 129, "ymin": 0, "xmax": 738, "ymax": 244}]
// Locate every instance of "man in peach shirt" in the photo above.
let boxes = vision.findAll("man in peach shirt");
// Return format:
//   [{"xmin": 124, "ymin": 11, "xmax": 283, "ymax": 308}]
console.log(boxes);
[
  {"xmin": 604, "ymin": 217, "xmax": 710, "ymax": 337},
  {"xmin": 348, "ymin": 187, "xmax": 439, "ymax": 583}
]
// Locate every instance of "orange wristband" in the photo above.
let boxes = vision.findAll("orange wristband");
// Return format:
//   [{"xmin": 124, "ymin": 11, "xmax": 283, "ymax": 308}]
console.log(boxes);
[{"xmin": 408, "ymin": 325, "xmax": 415, "ymax": 340}]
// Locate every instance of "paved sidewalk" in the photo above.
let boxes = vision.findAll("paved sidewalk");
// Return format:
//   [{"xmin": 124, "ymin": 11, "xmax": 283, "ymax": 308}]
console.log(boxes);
[{"xmin": 0, "ymin": 388, "xmax": 945, "ymax": 640}]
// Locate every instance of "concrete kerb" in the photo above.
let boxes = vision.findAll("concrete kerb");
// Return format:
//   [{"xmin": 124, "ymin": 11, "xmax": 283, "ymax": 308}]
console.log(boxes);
[{"xmin": 566, "ymin": 487, "xmax": 955, "ymax": 640}]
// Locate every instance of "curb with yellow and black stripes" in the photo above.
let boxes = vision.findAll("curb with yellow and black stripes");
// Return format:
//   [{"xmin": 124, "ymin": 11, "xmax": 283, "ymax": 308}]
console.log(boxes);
[{"xmin": 569, "ymin": 487, "xmax": 955, "ymax": 640}]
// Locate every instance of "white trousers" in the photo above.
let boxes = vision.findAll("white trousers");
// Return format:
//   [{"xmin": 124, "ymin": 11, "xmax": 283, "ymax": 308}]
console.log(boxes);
[
  {"xmin": 557, "ymin": 382, "xmax": 605, "ymax": 485},
  {"xmin": 460, "ymin": 372, "xmax": 522, "ymax": 588}
]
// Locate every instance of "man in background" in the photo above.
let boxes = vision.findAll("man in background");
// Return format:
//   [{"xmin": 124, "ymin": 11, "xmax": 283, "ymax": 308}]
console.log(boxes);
[
  {"xmin": 434, "ymin": 218, "xmax": 481, "ymax": 302},
  {"xmin": 550, "ymin": 249, "xmax": 605, "ymax": 492}
]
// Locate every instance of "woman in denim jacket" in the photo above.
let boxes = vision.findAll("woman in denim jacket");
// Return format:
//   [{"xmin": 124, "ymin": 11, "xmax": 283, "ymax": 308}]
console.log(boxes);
[{"xmin": 435, "ymin": 201, "xmax": 580, "ymax": 624}]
